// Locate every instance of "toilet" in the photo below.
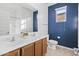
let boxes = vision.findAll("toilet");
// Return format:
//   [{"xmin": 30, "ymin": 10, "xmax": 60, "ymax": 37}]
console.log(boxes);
[{"xmin": 48, "ymin": 39, "xmax": 58, "ymax": 49}]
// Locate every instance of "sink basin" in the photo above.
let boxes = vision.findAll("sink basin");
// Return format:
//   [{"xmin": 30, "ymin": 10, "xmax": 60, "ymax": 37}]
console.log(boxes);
[
  {"xmin": 0, "ymin": 38, "xmax": 25, "ymax": 47},
  {"xmin": 0, "ymin": 35, "xmax": 35, "ymax": 48}
]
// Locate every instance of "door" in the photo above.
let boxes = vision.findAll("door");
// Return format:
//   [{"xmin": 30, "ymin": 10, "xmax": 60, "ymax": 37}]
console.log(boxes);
[
  {"xmin": 42, "ymin": 38, "xmax": 48, "ymax": 56},
  {"xmin": 21, "ymin": 43, "xmax": 34, "ymax": 56},
  {"xmin": 35, "ymin": 40, "xmax": 42, "ymax": 56},
  {"xmin": 33, "ymin": 11, "xmax": 38, "ymax": 32}
]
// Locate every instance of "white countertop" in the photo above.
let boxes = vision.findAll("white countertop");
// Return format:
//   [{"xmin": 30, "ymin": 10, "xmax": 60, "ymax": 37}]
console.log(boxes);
[{"xmin": 0, "ymin": 34, "xmax": 49, "ymax": 55}]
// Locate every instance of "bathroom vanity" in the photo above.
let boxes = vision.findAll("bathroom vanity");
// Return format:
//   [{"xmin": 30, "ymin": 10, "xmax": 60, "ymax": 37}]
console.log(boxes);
[
  {"xmin": 0, "ymin": 3, "xmax": 48, "ymax": 56},
  {"xmin": 0, "ymin": 35, "xmax": 48, "ymax": 56}
]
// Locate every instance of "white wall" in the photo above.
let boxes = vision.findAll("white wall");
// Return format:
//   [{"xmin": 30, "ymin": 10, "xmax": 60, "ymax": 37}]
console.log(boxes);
[
  {"xmin": 29, "ymin": 3, "xmax": 48, "ymax": 35},
  {"xmin": 38, "ymin": 4, "xmax": 48, "ymax": 35},
  {"xmin": 0, "ymin": 3, "xmax": 33, "ymax": 35}
]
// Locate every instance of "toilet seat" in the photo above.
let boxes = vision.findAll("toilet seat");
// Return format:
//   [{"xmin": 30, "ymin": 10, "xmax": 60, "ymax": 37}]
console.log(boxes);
[{"xmin": 49, "ymin": 40, "xmax": 58, "ymax": 45}]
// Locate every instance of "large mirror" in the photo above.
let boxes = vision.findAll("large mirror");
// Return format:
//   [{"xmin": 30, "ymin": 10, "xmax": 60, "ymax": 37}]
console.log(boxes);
[{"xmin": 0, "ymin": 3, "xmax": 38, "ymax": 36}]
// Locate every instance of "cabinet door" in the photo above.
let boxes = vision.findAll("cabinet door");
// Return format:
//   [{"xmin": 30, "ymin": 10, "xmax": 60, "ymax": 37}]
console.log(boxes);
[
  {"xmin": 43, "ymin": 38, "xmax": 48, "ymax": 56},
  {"xmin": 3, "ymin": 49, "xmax": 20, "ymax": 56},
  {"xmin": 21, "ymin": 43, "xmax": 34, "ymax": 56},
  {"xmin": 35, "ymin": 40, "xmax": 42, "ymax": 56}
]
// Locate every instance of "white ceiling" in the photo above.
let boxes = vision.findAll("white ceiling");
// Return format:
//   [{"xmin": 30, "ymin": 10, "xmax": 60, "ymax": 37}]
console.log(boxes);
[
  {"xmin": 22, "ymin": 3, "xmax": 56, "ymax": 11},
  {"xmin": 47, "ymin": 3, "xmax": 57, "ymax": 6},
  {"xmin": 21, "ymin": 3, "xmax": 57, "ymax": 11},
  {"xmin": 19, "ymin": 3, "xmax": 36, "ymax": 11},
  {"xmin": 0, "ymin": 3, "xmax": 56, "ymax": 12}
]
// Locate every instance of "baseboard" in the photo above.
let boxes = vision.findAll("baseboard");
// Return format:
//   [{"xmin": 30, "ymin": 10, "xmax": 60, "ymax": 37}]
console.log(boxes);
[
  {"xmin": 48, "ymin": 43, "xmax": 74, "ymax": 51},
  {"xmin": 57, "ymin": 45, "xmax": 74, "ymax": 51}
]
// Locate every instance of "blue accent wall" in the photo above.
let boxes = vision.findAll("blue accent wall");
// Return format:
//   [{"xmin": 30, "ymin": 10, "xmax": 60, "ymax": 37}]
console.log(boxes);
[
  {"xmin": 33, "ymin": 11, "xmax": 38, "ymax": 32},
  {"xmin": 48, "ymin": 3, "xmax": 78, "ymax": 48}
]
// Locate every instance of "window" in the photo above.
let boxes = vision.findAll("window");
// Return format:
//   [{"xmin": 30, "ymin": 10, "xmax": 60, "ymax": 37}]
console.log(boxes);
[
  {"xmin": 55, "ymin": 6, "xmax": 67, "ymax": 23},
  {"xmin": 21, "ymin": 19, "xmax": 26, "ymax": 31}
]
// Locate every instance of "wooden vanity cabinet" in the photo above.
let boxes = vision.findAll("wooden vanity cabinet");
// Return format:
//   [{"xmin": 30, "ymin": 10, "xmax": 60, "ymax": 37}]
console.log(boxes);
[
  {"xmin": 21, "ymin": 43, "xmax": 34, "ymax": 56},
  {"xmin": 1, "ymin": 37, "xmax": 48, "ymax": 56},
  {"xmin": 21, "ymin": 38, "xmax": 48, "ymax": 56},
  {"xmin": 3, "ymin": 49, "xmax": 20, "ymax": 56},
  {"xmin": 35, "ymin": 39, "xmax": 43, "ymax": 56},
  {"xmin": 42, "ymin": 38, "xmax": 48, "ymax": 56},
  {"xmin": 34, "ymin": 38, "xmax": 48, "ymax": 56}
]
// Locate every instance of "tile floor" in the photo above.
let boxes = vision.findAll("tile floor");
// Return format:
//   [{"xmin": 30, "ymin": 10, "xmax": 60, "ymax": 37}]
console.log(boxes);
[{"xmin": 45, "ymin": 46, "xmax": 76, "ymax": 56}]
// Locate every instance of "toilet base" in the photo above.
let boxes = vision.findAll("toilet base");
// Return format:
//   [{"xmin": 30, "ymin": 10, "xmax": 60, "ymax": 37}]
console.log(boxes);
[
  {"xmin": 48, "ymin": 40, "xmax": 58, "ymax": 50},
  {"xmin": 48, "ymin": 44, "xmax": 57, "ymax": 50}
]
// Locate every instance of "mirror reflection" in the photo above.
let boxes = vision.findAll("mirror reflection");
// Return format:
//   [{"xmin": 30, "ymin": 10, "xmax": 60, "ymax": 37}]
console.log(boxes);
[{"xmin": 0, "ymin": 3, "xmax": 38, "ymax": 37}]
